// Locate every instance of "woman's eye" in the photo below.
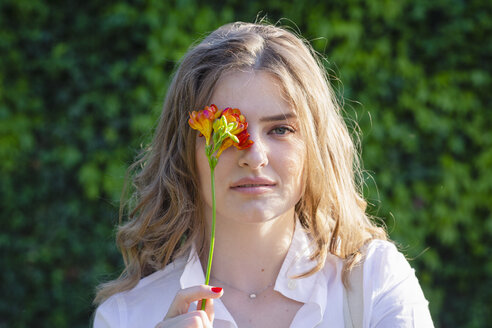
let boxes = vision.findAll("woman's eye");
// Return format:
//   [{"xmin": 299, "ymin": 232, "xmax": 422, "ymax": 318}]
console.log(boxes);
[{"xmin": 270, "ymin": 126, "xmax": 295, "ymax": 135}]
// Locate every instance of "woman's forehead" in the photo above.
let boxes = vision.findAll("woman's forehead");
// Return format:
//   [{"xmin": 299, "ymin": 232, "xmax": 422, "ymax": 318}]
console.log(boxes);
[{"xmin": 209, "ymin": 70, "xmax": 295, "ymax": 119}]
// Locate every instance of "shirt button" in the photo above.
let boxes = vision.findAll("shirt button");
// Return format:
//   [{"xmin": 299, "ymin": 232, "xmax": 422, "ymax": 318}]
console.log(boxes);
[{"xmin": 287, "ymin": 279, "xmax": 297, "ymax": 290}]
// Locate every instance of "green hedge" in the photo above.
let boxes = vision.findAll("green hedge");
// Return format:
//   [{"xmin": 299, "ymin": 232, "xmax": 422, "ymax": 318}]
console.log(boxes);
[{"xmin": 1, "ymin": 0, "xmax": 490, "ymax": 327}]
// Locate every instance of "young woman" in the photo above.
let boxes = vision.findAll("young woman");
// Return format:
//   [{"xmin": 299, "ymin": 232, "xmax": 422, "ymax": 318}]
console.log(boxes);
[{"xmin": 94, "ymin": 22, "xmax": 434, "ymax": 327}]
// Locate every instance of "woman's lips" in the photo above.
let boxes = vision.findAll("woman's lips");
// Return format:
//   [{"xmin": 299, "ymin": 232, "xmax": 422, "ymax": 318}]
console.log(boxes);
[{"xmin": 230, "ymin": 177, "xmax": 276, "ymax": 194}]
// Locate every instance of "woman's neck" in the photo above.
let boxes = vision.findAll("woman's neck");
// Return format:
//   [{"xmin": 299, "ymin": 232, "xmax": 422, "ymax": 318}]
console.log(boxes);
[{"xmin": 200, "ymin": 210, "xmax": 296, "ymax": 293}]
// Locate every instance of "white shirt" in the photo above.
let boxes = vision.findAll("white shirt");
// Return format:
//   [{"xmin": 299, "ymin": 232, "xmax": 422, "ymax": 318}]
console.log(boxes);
[{"xmin": 94, "ymin": 221, "xmax": 434, "ymax": 327}]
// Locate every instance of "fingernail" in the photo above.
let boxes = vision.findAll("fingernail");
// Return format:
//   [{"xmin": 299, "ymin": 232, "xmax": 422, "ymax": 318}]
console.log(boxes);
[{"xmin": 211, "ymin": 287, "xmax": 223, "ymax": 293}]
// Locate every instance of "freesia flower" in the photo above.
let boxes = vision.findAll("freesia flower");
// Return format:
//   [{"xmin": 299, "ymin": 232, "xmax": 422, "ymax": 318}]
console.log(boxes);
[
  {"xmin": 214, "ymin": 107, "xmax": 253, "ymax": 157},
  {"xmin": 188, "ymin": 104, "xmax": 221, "ymax": 145},
  {"xmin": 188, "ymin": 104, "xmax": 253, "ymax": 310}
]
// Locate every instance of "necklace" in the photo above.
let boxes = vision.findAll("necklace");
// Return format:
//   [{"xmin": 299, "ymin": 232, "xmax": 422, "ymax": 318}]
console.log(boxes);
[{"xmin": 211, "ymin": 276, "xmax": 274, "ymax": 299}]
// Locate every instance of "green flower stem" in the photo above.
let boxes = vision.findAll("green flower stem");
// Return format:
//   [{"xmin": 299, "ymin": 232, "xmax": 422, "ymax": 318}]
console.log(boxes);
[{"xmin": 201, "ymin": 163, "xmax": 216, "ymax": 310}]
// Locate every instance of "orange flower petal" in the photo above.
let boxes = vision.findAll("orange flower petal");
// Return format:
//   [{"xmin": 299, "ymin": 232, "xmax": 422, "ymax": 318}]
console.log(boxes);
[
  {"xmin": 233, "ymin": 130, "xmax": 253, "ymax": 150},
  {"xmin": 188, "ymin": 106, "xmax": 218, "ymax": 145},
  {"xmin": 215, "ymin": 138, "xmax": 234, "ymax": 158}
]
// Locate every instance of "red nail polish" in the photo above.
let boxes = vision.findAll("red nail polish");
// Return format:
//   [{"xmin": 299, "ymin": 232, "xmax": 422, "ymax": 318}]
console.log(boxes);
[{"xmin": 211, "ymin": 287, "xmax": 223, "ymax": 293}]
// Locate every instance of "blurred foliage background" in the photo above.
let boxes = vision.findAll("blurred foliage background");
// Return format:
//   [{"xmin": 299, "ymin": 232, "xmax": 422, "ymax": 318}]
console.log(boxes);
[{"xmin": 1, "ymin": 0, "xmax": 490, "ymax": 327}]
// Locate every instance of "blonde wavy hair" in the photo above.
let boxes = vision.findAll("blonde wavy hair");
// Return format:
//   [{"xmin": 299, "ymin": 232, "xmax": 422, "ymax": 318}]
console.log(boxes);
[{"xmin": 94, "ymin": 21, "xmax": 387, "ymax": 305}]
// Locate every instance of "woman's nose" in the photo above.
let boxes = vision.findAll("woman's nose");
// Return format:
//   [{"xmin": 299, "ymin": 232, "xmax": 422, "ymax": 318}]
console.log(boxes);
[{"xmin": 238, "ymin": 136, "xmax": 268, "ymax": 169}]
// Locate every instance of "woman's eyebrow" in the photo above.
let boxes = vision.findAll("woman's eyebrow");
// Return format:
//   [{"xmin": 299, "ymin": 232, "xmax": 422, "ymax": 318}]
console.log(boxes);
[{"xmin": 259, "ymin": 112, "xmax": 297, "ymax": 122}]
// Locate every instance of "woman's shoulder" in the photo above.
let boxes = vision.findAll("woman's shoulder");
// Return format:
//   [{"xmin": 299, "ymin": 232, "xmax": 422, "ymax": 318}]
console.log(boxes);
[
  {"xmin": 364, "ymin": 239, "xmax": 404, "ymax": 261},
  {"xmin": 360, "ymin": 239, "xmax": 434, "ymax": 326},
  {"xmin": 363, "ymin": 239, "xmax": 413, "ymax": 282},
  {"xmin": 117, "ymin": 255, "xmax": 187, "ymax": 299},
  {"xmin": 94, "ymin": 256, "xmax": 187, "ymax": 328},
  {"xmin": 365, "ymin": 238, "xmax": 399, "ymax": 254}
]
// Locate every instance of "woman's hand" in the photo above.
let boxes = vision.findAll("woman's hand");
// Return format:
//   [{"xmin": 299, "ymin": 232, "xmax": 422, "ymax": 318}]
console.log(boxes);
[{"xmin": 155, "ymin": 285, "xmax": 224, "ymax": 328}]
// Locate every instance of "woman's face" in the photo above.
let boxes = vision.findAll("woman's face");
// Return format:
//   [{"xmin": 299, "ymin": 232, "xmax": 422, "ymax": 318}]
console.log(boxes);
[{"xmin": 196, "ymin": 70, "xmax": 305, "ymax": 224}]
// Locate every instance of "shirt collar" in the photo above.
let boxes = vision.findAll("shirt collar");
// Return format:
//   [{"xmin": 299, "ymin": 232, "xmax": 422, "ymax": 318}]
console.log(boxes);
[
  {"xmin": 180, "ymin": 244, "xmax": 204, "ymax": 289},
  {"xmin": 274, "ymin": 219, "xmax": 330, "ymax": 326}
]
